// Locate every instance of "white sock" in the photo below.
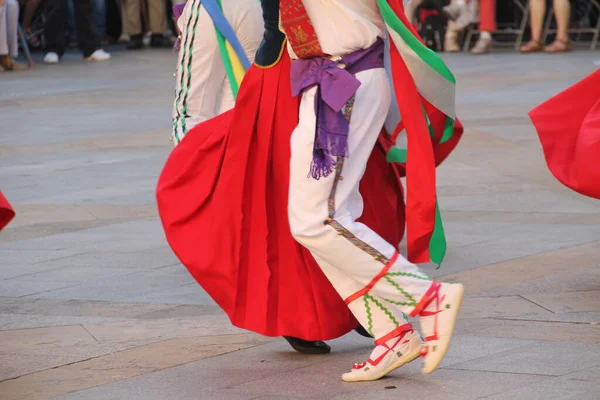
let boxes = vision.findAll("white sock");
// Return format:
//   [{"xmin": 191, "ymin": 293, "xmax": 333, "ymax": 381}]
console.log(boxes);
[{"xmin": 481, "ymin": 32, "xmax": 492, "ymax": 40}]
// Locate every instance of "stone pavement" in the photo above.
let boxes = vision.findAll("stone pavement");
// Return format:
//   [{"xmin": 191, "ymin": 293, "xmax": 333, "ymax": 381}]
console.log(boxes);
[{"xmin": 1, "ymin": 48, "xmax": 600, "ymax": 400}]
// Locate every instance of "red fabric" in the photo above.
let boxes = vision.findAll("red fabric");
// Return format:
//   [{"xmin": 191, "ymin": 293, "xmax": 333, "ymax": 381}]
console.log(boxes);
[
  {"xmin": 156, "ymin": 53, "xmax": 406, "ymax": 340},
  {"xmin": 0, "ymin": 191, "xmax": 15, "ymax": 232},
  {"xmin": 387, "ymin": 0, "xmax": 437, "ymax": 264},
  {"xmin": 529, "ymin": 69, "xmax": 600, "ymax": 200},
  {"xmin": 391, "ymin": 99, "xmax": 464, "ymax": 178},
  {"xmin": 479, "ymin": 0, "xmax": 496, "ymax": 32},
  {"xmin": 423, "ymin": 99, "xmax": 464, "ymax": 166}
]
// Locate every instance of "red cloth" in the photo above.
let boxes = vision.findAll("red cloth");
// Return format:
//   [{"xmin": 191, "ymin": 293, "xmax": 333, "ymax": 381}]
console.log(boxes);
[
  {"xmin": 529, "ymin": 69, "xmax": 600, "ymax": 200},
  {"xmin": 157, "ymin": 53, "xmax": 406, "ymax": 340},
  {"xmin": 0, "ymin": 191, "xmax": 15, "ymax": 232},
  {"xmin": 479, "ymin": 0, "xmax": 496, "ymax": 32}
]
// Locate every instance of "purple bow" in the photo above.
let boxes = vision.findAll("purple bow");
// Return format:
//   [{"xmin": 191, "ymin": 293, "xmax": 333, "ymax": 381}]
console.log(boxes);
[
  {"xmin": 291, "ymin": 58, "xmax": 361, "ymax": 179},
  {"xmin": 289, "ymin": 38, "xmax": 384, "ymax": 179}
]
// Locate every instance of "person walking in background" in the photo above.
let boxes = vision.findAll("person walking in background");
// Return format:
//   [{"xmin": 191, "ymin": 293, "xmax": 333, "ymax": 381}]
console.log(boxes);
[
  {"xmin": 0, "ymin": 0, "xmax": 26, "ymax": 71},
  {"xmin": 43, "ymin": 0, "xmax": 111, "ymax": 63},
  {"xmin": 122, "ymin": 0, "xmax": 171, "ymax": 49},
  {"xmin": 444, "ymin": 0, "xmax": 496, "ymax": 54},
  {"xmin": 520, "ymin": 0, "xmax": 571, "ymax": 53},
  {"xmin": 66, "ymin": 0, "xmax": 108, "ymax": 46}
]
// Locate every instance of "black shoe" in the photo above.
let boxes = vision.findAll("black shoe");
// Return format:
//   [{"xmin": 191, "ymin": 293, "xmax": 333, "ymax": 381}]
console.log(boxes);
[
  {"xmin": 354, "ymin": 325, "xmax": 373, "ymax": 338},
  {"xmin": 150, "ymin": 34, "xmax": 173, "ymax": 48},
  {"xmin": 283, "ymin": 336, "xmax": 331, "ymax": 354},
  {"xmin": 127, "ymin": 34, "xmax": 144, "ymax": 50}
]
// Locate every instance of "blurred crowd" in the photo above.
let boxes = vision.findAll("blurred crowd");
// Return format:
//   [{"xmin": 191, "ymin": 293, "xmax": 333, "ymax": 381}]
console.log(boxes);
[
  {"xmin": 1, "ymin": 0, "xmax": 598, "ymax": 72},
  {"xmin": 408, "ymin": 0, "xmax": 597, "ymax": 54},
  {"xmin": 1, "ymin": 0, "xmax": 183, "ymax": 71}
]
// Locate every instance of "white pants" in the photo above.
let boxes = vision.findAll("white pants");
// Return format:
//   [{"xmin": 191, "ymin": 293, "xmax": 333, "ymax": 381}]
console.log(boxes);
[
  {"xmin": 0, "ymin": 0, "xmax": 19, "ymax": 57},
  {"xmin": 172, "ymin": 0, "xmax": 263, "ymax": 144},
  {"xmin": 288, "ymin": 68, "xmax": 434, "ymax": 341}
]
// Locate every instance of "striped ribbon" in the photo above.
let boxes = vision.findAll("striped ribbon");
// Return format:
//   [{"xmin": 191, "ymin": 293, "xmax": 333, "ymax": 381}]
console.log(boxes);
[
  {"xmin": 172, "ymin": 0, "xmax": 254, "ymax": 144},
  {"xmin": 377, "ymin": 0, "xmax": 459, "ymax": 266},
  {"xmin": 203, "ymin": 0, "xmax": 252, "ymax": 98}
]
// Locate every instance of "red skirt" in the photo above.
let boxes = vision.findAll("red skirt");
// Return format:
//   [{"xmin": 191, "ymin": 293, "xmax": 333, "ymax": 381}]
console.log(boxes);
[
  {"xmin": 157, "ymin": 53, "xmax": 406, "ymax": 340},
  {"xmin": 529, "ymin": 70, "xmax": 600, "ymax": 200},
  {"xmin": 0, "ymin": 191, "xmax": 15, "ymax": 232}
]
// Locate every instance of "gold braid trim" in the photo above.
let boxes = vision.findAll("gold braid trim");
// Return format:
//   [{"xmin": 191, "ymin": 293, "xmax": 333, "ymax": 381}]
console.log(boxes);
[{"xmin": 254, "ymin": 39, "xmax": 288, "ymax": 69}]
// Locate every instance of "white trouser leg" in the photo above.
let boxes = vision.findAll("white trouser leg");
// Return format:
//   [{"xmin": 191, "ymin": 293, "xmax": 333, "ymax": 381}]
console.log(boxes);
[
  {"xmin": 288, "ymin": 68, "xmax": 433, "ymax": 341},
  {"xmin": 171, "ymin": 0, "xmax": 262, "ymax": 144},
  {"xmin": 172, "ymin": 1, "xmax": 226, "ymax": 143},
  {"xmin": 312, "ymin": 253, "xmax": 410, "ymax": 339}
]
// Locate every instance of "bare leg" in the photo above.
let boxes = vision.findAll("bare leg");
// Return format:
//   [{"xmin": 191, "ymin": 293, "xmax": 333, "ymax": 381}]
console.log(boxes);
[
  {"xmin": 520, "ymin": 0, "xmax": 545, "ymax": 52},
  {"xmin": 553, "ymin": 0, "xmax": 570, "ymax": 42},
  {"xmin": 529, "ymin": 0, "xmax": 546, "ymax": 42}
]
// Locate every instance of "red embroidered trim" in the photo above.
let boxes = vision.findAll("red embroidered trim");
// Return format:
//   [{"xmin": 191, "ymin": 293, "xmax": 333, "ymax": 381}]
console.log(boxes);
[
  {"xmin": 374, "ymin": 324, "xmax": 413, "ymax": 346},
  {"xmin": 409, "ymin": 281, "xmax": 440, "ymax": 317},
  {"xmin": 279, "ymin": 0, "xmax": 327, "ymax": 58},
  {"xmin": 344, "ymin": 251, "xmax": 399, "ymax": 305},
  {"xmin": 367, "ymin": 331, "xmax": 409, "ymax": 367}
]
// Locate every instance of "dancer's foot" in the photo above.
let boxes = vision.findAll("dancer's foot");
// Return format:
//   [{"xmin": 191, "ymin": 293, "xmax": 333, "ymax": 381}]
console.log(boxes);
[
  {"xmin": 342, "ymin": 329, "xmax": 422, "ymax": 382},
  {"xmin": 417, "ymin": 282, "xmax": 464, "ymax": 374},
  {"xmin": 354, "ymin": 325, "xmax": 373, "ymax": 338},
  {"xmin": 283, "ymin": 336, "xmax": 331, "ymax": 354}
]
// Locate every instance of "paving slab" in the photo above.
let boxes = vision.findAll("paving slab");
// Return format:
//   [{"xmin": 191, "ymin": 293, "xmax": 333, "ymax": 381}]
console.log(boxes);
[
  {"xmin": 474, "ymin": 264, "xmax": 600, "ymax": 298},
  {"xmin": 522, "ymin": 290, "xmax": 600, "ymax": 314},
  {"xmin": 446, "ymin": 341, "xmax": 600, "ymax": 376},
  {"xmin": 498, "ymin": 311, "xmax": 600, "ymax": 325},
  {"xmin": 483, "ymin": 366, "xmax": 600, "ymax": 400},
  {"xmin": 321, "ymin": 369, "xmax": 549, "ymax": 400}
]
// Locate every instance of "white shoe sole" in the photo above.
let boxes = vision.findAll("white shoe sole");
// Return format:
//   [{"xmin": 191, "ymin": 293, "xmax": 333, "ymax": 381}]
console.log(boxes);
[
  {"xmin": 422, "ymin": 283, "xmax": 464, "ymax": 374},
  {"xmin": 342, "ymin": 345, "xmax": 421, "ymax": 382}
]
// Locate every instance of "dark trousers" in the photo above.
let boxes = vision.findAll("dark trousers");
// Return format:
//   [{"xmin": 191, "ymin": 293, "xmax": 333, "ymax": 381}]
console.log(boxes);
[{"xmin": 44, "ymin": 0, "xmax": 101, "ymax": 57}]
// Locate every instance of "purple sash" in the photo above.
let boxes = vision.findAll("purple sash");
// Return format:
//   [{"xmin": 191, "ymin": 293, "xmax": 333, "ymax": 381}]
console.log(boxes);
[{"xmin": 290, "ymin": 38, "xmax": 385, "ymax": 179}]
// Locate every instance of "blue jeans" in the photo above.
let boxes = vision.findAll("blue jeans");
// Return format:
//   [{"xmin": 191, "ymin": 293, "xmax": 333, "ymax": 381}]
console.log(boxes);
[{"xmin": 67, "ymin": 0, "xmax": 106, "ymax": 40}]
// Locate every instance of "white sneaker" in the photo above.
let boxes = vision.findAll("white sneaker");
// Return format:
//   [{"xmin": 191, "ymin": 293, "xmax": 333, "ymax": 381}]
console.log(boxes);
[
  {"xmin": 418, "ymin": 282, "xmax": 464, "ymax": 374},
  {"xmin": 341, "ymin": 329, "xmax": 422, "ymax": 382},
  {"xmin": 85, "ymin": 49, "xmax": 111, "ymax": 62},
  {"xmin": 43, "ymin": 52, "xmax": 60, "ymax": 64}
]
